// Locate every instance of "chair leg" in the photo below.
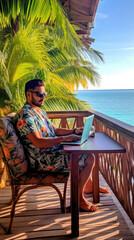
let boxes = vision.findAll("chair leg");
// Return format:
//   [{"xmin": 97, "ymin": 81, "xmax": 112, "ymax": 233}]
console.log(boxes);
[
  {"xmin": 6, "ymin": 179, "xmax": 69, "ymax": 233},
  {"xmin": 9, "ymin": 185, "xmax": 20, "ymax": 205},
  {"xmin": 61, "ymin": 178, "xmax": 68, "ymax": 213},
  {"xmin": 0, "ymin": 223, "xmax": 7, "ymax": 233},
  {"xmin": 7, "ymin": 185, "xmax": 18, "ymax": 234},
  {"xmin": 7, "ymin": 199, "xmax": 16, "ymax": 234},
  {"xmin": 48, "ymin": 176, "xmax": 69, "ymax": 214}
]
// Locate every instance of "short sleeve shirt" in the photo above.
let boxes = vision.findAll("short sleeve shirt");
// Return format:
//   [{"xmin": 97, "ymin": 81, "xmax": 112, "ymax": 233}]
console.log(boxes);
[
  {"xmin": 13, "ymin": 103, "xmax": 88, "ymax": 172},
  {"xmin": 13, "ymin": 103, "xmax": 61, "ymax": 170}
]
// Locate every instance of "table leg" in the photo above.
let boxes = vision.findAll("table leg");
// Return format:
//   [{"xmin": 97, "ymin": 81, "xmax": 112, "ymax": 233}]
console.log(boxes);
[
  {"xmin": 93, "ymin": 153, "xmax": 100, "ymax": 203},
  {"xmin": 71, "ymin": 152, "xmax": 79, "ymax": 237}
]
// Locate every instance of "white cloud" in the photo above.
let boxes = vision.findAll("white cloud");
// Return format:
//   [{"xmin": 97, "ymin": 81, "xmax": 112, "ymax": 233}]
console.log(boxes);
[
  {"xmin": 104, "ymin": 47, "xmax": 134, "ymax": 51},
  {"xmin": 96, "ymin": 12, "xmax": 108, "ymax": 19},
  {"xmin": 86, "ymin": 68, "xmax": 134, "ymax": 90}
]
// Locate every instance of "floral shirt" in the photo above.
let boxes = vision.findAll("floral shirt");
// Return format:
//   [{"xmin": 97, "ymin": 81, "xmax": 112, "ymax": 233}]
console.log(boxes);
[{"xmin": 13, "ymin": 103, "xmax": 61, "ymax": 171}]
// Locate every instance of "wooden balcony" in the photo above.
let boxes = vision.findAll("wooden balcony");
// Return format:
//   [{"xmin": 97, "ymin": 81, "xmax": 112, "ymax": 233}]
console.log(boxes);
[{"xmin": 0, "ymin": 110, "xmax": 134, "ymax": 239}]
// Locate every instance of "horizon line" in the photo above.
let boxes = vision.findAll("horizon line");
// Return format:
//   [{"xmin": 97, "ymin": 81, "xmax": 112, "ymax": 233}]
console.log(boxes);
[{"xmin": 76, "ymin": 88, "xmax": 134, "ymax": 91}]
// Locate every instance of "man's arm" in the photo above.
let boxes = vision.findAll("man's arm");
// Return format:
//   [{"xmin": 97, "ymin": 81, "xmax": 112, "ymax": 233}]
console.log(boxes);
[
  {"xmin": 26, "ymin": 131, "xmax": 81, "ymax": 149},
  {"xmin": 53, "ymin": 125, "xmax": 83, "ymax": 136}
]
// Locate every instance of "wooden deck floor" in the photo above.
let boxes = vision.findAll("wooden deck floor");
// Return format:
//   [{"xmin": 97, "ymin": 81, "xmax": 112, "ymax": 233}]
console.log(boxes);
[{"xmin": 0, "ymin": 174, "xmax": 134, "ymax": 240}]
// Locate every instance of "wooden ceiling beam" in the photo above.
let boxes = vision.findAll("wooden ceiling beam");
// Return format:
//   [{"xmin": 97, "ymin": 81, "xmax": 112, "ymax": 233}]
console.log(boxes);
[
  {"xmin": 69, "ymin": 11, "xmax": 93, "ymax": 22},
  {"xmin": 70, "ymin": 3, "xmax": 91, "ymax": 15},
  {"xmin": 88, "ymin": 0, "xmax": 100, "ymax": 21},
  {"xmin": 76, "ymin": 29, "xmax": 91, "ymax": 35},
  {"xmin": 83, "ymin": 37, "xmax": 95, "ymax": 43},
  {"xmin": 59, "ymin": 0, "xmax": 100, "ymax": 48},
  {"xmin": 70, "ymin": 21, "xmax": 88, "ymax": 30},
  {"xmin": 81, "ymin": 39, "xmax": 91, "ymax": 48},
  {"xmin": 70, "ymin": 0, "xmax": 93, "ymax": 8},
  {"xmin": 88, "ymin": 37, "xmax": 95, "ymax": 43}
]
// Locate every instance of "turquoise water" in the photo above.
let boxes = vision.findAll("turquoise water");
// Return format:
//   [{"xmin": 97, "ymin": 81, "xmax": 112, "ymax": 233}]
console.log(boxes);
[{"xmin": 76, "ymin": 89, "xmax": 134, "ymax": 126}]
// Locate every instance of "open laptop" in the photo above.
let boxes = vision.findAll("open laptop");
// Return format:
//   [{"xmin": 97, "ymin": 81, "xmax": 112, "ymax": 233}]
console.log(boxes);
[{"xmin": 61, "ymin": 114, "xmax": 94, "ymax": 146}]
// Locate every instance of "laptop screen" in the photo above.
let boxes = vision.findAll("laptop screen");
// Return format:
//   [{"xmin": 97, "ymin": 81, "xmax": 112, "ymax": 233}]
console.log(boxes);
[{"xmin": 80, "ymin": 115, "xmax": 94, "ymax": 144}]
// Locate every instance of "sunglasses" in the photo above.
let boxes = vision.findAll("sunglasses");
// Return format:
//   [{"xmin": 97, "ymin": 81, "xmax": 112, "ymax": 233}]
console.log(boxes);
[{"xmin": 29, "ymin": 91, "xmax": 47, "ymax": 98}]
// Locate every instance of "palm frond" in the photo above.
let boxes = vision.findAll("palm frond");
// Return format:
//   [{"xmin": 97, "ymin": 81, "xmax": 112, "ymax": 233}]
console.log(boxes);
[
  {"xmin": 82, "ymin": 47, "xmax": 104, "ymax": 64},
  {"xmin": 0, "ymin": 1, "xmax": 103, "ymax": 112},
  {"xmin": 0, "ymin": 51, "xmax": 9, "ymax": 83},
  {"xmin": 43, "ymin": 94, "xmax": 91, "ymax": 111},
  {"xmin": 3, "ymin": 24, "xmax": 51, "ymax": 83},
  {"xmin": 54, "ymin": 65, "xmax": 100, "ymax": 88},
  {"xmin": 12, "ymin": 62, "xmax": 38, "ymax": 83},
  {"xmin": 1, "ymin": 82, "xmax": 13, "ymax": 101},
  {"xmin": 0, "ymin": 0, "xmax": 81, "ymax": 52}
]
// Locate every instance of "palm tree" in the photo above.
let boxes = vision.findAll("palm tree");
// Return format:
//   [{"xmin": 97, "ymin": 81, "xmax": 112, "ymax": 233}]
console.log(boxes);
[
  {"xmin": 0, "ymin": 23, "xmax": 103, "ymax": 112},
  {"xmin": 0, "ymin": 1, "xmax": 104, "ymax": 112},
  {"xmin": 0, "ymin": 0, "xmax": 80, "ymax": 48}
]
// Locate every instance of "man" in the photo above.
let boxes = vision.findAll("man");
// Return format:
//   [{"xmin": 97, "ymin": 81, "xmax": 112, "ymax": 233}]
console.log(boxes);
[{"xmin": 14, "ymin": 79, "xmax": 98, "ymax": 212}]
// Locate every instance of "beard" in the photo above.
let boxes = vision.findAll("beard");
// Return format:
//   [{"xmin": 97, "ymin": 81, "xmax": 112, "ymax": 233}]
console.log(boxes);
[{"xmin": 32, "ymin": 96, "xmax": 44, "ymax": 107}]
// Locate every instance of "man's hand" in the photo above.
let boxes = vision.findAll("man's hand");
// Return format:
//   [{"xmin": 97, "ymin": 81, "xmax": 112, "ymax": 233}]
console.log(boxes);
[
  {"xmin": 74, "ymin": 127, "xmax": 83, "ymax": 135},
  {"xmin": 63, "ymin": 134, "xmax": 81, "ymax": 142}
]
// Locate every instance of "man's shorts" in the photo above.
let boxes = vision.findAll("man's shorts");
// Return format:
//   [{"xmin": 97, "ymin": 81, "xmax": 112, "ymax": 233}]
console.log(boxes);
[{"xmin": 38, "ymin": 146, "xmax": 88, "ymax": 172}]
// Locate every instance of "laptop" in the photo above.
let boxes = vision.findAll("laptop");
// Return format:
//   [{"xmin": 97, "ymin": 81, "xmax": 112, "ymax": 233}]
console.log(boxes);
[{"xmin": 61, "ymin": 114, "xmax": 94, "ymax": 146}]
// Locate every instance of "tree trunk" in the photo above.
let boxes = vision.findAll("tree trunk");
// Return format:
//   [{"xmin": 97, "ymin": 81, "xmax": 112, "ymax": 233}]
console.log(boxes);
[{"xmin": 11, "ymin": 15, "xmax": 19, "ymax": 37}]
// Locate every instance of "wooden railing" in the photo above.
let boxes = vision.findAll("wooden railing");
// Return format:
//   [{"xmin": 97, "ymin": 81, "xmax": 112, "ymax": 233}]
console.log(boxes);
[
  {"xmin": 92, "ymin": 110, "xmax": 134, "ymax": 224},
  {"xmin": 0, "ymin": 110, "xmax": 134, "ymax": 223},
  {"xmin": 47, "ymin": 110, "xmax": 134, "ymax": 223}
]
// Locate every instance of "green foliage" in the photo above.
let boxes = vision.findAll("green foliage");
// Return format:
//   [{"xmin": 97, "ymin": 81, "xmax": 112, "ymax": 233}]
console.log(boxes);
[
  {"xmin": 0, "ymin": 0, "xmax": 80, "ymax": 48},
  {"xmin": 0, "ymin": 0, "xmax": 103, "ymax": 111}
]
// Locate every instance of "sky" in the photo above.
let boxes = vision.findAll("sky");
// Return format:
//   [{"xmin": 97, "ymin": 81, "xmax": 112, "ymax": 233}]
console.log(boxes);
[{"xmin": 87, "ymin": 0, "xmax": 134, "ymax": 90}]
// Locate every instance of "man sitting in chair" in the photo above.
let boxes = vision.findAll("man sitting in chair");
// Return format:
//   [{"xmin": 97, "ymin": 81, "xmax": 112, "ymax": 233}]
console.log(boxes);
[{"xmin": 14, "ymin": 79, "xmax": 109, "ymax": 212}]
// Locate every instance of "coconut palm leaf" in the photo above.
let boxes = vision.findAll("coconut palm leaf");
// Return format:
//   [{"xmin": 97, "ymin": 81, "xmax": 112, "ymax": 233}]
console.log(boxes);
[
  {"xmin": 0, "ymin": 0, "xmax": 80, "ymax": 50},
  {"xmin": 44, "ymin": 79, "xmax": 91, "ymax": 111},
  {"xmin": 1, "ymin": 24, "xmax": 51, "ymax": 83},
  {"xmin": 12, "ymin": 62, "xmax": 37, "ymax": 83},
  {"xmin": 54, "ymin": 65, "xmax": 100, "ymax": 89},
  {"xmin": 0, "ymin": 2, "xmax": 104, "ymax": 112},
  {"xmin": 0, "ymin": 50, "xmax": 9, "ymax": 84},
  {"xmin": 48, "ymin": 48, "xmax": 69, "ymax": 68},
  {"xmin": 44, "ymin": 94, "xmax": 91, "ymax": 111},
  {"xmin": 43, "ymin": 74, "xmax": 91, "ymax": 111},
  {"xmin": 82, "ymin": 47, "xmax": 104, "ymax": 64}
]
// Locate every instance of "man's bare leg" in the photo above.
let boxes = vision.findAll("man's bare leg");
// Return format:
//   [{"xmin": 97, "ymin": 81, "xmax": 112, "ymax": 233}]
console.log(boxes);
[
  {"xmin": 79, "ymin": 154, "xmax": 98, "ymax": 212},
  {"xmin": 84, "ymin": 178, "xmax": 110, "ymax": 194}
]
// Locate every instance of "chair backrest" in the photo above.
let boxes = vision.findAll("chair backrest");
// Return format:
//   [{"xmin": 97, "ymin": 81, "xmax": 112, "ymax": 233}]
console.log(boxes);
[{"xmin": 0, "ymin": 114, "xmax": 28, "ymax": 178}]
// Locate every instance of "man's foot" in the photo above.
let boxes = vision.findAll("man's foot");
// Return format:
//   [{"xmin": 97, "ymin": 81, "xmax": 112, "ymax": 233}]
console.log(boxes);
[
  {"xmin": 80, "ymin": 199, "xmax": 98, "ymax": 212},
  {"xmin": 99, "ymin": 186, "xmax": 110, "ymax": 194},
  {"xmin": 84, "ymin": 186, "xmax": 110, "ymax": 194}
]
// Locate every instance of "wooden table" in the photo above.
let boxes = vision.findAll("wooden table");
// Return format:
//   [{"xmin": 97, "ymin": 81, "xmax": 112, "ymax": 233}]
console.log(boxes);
[{"xmin": 63, "ymin": 132, "xmax": 126, "ymax": 237}]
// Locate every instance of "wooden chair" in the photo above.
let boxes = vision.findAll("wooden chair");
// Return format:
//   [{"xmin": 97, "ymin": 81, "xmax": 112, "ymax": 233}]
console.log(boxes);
[{"xmin": 0, "ymin": 114, "xmax": 69, "ymax": 234}]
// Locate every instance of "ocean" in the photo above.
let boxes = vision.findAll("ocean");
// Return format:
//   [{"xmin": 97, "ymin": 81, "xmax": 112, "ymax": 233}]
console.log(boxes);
[{"xmin": 76, "ymin": 89, "xmax": 134, "ymax": 126}]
